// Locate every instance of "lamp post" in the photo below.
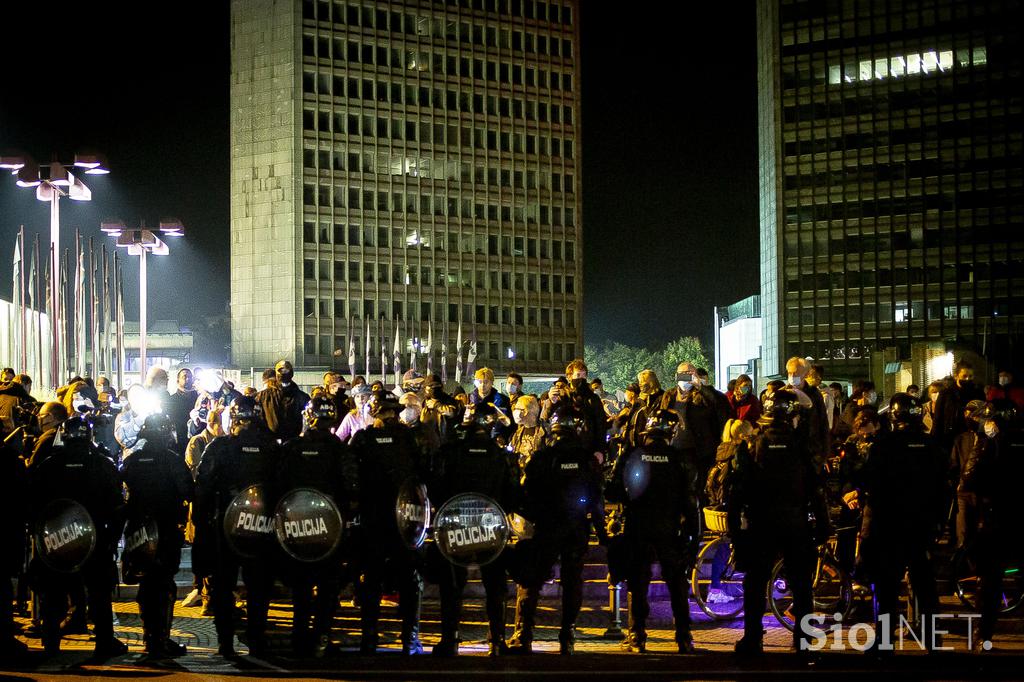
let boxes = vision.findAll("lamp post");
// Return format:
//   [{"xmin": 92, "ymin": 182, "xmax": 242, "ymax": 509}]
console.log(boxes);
[
  {"xmin": 1, "ymin": 152, "xmax": 108, "ymax": 387},
  {"xmin": 101, "ymin": 219, "xmax": 184, "ymax": 384}
]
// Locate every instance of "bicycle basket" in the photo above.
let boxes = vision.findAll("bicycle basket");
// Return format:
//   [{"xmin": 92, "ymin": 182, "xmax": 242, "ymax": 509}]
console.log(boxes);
[{"xmin": 703, "ymin": 506, "xmax": 730, "ymax": 534}]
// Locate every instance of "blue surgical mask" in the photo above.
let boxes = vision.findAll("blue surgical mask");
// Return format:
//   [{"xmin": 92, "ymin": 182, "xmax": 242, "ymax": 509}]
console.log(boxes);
[{"xmin": 678, "ymin": 381, "xmax": 694, "ymax": 393}]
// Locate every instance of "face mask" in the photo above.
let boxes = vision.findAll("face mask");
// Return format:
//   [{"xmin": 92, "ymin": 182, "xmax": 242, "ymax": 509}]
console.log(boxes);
[
  {"xmin": 983, "ymin": 422, "xmax": 999, "ymax": 439},
  {"xmin": 507, "ymin": 383, "xmax": 519, "ymax": 395},
  {"xmin": 958, "ymin": 378, "xmax": 973, "ymax": 389},
  {"xmin": 473, "ymin": 379, "xmax": 484, "ymax": 390},
  {"xmin": 400, "ymin": 407, "xmax": 420, "ymax": 425},
  {"xmin": 787, "ymin": 374, "xmax": 800, "ymax": 387},
  {"xmin": 866, "ymin": 391, "xmax": 878, "ymax": 405},
  {"xmin": 512, "ymin": 409, "xmax": 524, "ymax": 423},
  {"xmin": 999, "ymin": 376, "xmax": 1011, "ymax": 387},
  {"xmin": 678, "ymin": 381, "xmax": 694, "ymax": 393},
  {"xmin": 278, "ymin": 371, "xmax": 293, "ymax": 386},
  {"xmin": 570, "ymin": 378, "xmax": 585, "ymax": 390},
  {"xmin": 737, "ymin": 384, "xmax": 751, "ymax": 396}
]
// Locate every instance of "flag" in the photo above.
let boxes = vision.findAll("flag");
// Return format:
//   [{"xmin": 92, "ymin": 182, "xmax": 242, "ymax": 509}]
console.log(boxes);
[
  {"xmin": 440, "ymin": 323, "xmax": 448, "ymax": 385},
  {"xmin": 454, "ymin": 322, "xmax": 463, "ymax": 385},
  {"xmin": 347, "ymin": 319, "xmax": 356, "ymax": 382},
  {"xmin": 44, "ymin": 245, "xmax": 53, "ymax": 389},
  {"xmin": 89, "ymin": 238, "xmax": 99, "ymax": 378},
  {"xmin": 61, "ymin": 248, "xmax": 69, "ymax": 384},
  {"xmin": 11, "ymin": 229, "xmax": 24, "ymax": 372},
  {"xmin": 73, "ymin": 231, "xmax": 85, "ymax": 378},
  {"xmin": 466, "ymin": 326, "xmax": 478, "ymax": 377},
  {"xmin": 27, "ymin": 234, "xmax": 37, "ymax": 381},
  {"xmin": 101, "ymin": 245, "xmax": 110, "ymax": 377},
  {"xmin": 392, "ymin": 323, "xmax": 401, "ymax": 388},
  {"xmin": 115, "ymin": 252, "xmax": 125, "ymax": 391},
  {"xmin": 408, "ymin": 321, "xmax": 416, "ymax": 372},
  {"xmin": 364, "ymin": 319, "xmax": 371, "ymax": 380},
  {"xmin": 378, "ymin": 317, "xmax": 387, "ymax": 384},
  {"xmin": 33, "ymin": 235, "xmax": 43, "ymax": 387},
  {"xmin": 425, "ymin": 321, "xmax": 433, "ymax": 375}
]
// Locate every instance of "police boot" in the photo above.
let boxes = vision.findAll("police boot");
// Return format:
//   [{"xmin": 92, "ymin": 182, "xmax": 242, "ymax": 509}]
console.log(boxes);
[
  {"xmin": 359, "ymin": 627, "xmax": 378, "ymax": 655},
  {"xmin": 488, "ymin": 622, "xmax": 510, "ymax": 657},
  {"xmin": 508, "ymin": 588, "xmax": 537, "ymax": 655},
  {"xmin": 432, "ymin": 633, "xmax": 459, "ymax": 657},
  {"xmin": 620, "ymin": 629, "xmax": 646, "ymax": 653},
  {"xmin": 558, "ymin": 627, "xmax": 575, "ymax": 656},
  {"xmin": 163, "ymin": 596, "xmax": 187, "ymax": 657},
  {"xmin": 676, "ymin": 629, "xmax": 696, "ymax": 654}
]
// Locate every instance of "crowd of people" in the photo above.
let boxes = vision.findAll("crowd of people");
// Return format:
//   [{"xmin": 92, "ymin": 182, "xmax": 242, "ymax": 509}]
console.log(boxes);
[{"xmin": 0, "ymin": 355, "xmax": 1021, "ymax": 663}]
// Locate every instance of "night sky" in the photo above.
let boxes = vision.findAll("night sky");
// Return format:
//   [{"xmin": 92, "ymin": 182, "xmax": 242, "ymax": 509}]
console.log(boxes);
[{"xmin": 0, "ymin": 2, "xmax": 758, "ymax": 360}]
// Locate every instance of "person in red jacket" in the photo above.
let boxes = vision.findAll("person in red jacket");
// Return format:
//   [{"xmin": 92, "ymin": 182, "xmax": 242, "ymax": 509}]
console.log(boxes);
[
  {"xmin": 986, "ymin": 369, "xmax": 1024, "ymax": 412},
  {"xmin": 726, "ymin": 374, "xmax": 761, "ymax": 424}
]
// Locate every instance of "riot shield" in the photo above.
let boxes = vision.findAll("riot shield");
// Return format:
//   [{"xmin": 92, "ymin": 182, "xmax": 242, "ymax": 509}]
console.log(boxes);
[
  {"xmin": 222, "ymin": 485, "xmax": 276, "ymax": 559},
  {"xmin": 274, "ymin": 488, "xmax": 344, "ymax": 562},
  {"xmin": 394, "ymin": 478, "xmax": 430, "ymax": 549},
  {"xmin": 434, "ymin": 493, "xmax": 510, "ymax": 568},
  {"xmin": 123, "ymin": 516, "xmax": 160, "ymax": 569},
  {"xmin": 34, "ymin": 499, "xmax": 97, "ymax": 573},
  {"xmin": 621, "ymin": 448, "xmax": 652, "ymax": 500}
]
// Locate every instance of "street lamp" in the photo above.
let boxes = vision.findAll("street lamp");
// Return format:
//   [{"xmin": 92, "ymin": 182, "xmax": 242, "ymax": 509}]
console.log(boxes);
[
  {"xmin": 101, "ymin": 218, "xmax": 184, "ymax": 384},
  {"xmin": 1, "ymin": 152, "xmax": 108, "ymax": 386}
]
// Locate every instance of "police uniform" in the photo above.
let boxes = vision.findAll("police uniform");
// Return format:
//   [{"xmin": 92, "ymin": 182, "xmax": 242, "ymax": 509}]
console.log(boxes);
[
  {"xmin": 194, "ymin": 423, "xmax": 279, "ymax": 656},
  {"xmin": 858, "ymin": 395, "xmax": 948, "ymax": 648},
  {"xmin": 277, "ymin": 427, "xmax": 359, "ymax": 655},
  {"xmin": 29, "ymin": 422, "xmax": 125, "ymax": 658},
  {"xmin": 509, "ymin": 419, "xmax": 604, "ymax": 655},
  {"xmin": 350, "ymin": 418, "xmax": 426, "ymax": 654},
  {"xmin": 429, "ymin": 420, "xmax": 519, "ymax": 656},
  {"xmin": 727, "ymin": 392, "xmax": 824, "ymax": 654},
  {"xmin": 120, "ymin": 419, "xmax": 194, "ymax": 657},
  {"xmin": 606, "ymin": 415, "xmax": 699, "ymax": 653}
]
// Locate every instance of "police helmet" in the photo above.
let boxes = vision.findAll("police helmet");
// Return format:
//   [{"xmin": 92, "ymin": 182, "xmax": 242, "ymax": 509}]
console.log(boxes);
[
  {"xmin": 642, "ymin": 408, "xmax": 680, "ymax": 440},
  {"xmin": 58, "ymin": 415, "xmax": 93, "ymax": 445},
  {"xmin": 760, "ymin": 388, "xmax": 801, "ymax": 425},
  {"xmin": 304, "ymin": 396, "xmax": 338, "ymax": 431},
  {"xmin": 229, "ymin": 396, "xmax": 262, "ymax": 432},
  {"xmin": 888, "ymin": 392, "xmax": 924, "ymax": 427},
  {"xmin": 139, "ymin": 412, "xmax": 175, "ymax": 445},
  {"xmin": 549, "ymin": 406, "xmax": 586, "ymax": 437},
  {"xmin": 964, "ymin": 399, "xmax": 994, "ymax": 423}
]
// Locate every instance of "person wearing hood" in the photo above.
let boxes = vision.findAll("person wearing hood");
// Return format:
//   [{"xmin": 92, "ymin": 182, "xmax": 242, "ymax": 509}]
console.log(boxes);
[
  {"xmin": 933, "ymin": 359, "xmax": 986, "ymax": 454},
  {"xmin": 336, "ymin": 383, "xmax": 374, "ymax": 443}
]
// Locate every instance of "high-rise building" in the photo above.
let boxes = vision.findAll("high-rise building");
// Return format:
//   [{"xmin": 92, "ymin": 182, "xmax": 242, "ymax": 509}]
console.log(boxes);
[
  {"xmin": 757, "ymin": 0, "xmax": 1023, "ymax": 384},
  {"xmin": 230, "ymin": 0, "xmax": 582, "ymax": 376}
]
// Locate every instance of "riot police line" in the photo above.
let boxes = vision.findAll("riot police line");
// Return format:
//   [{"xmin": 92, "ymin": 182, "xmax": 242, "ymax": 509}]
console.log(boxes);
[{"xmin": 2, "ymin": 355, "xmax": 1022, "ymax": 663}]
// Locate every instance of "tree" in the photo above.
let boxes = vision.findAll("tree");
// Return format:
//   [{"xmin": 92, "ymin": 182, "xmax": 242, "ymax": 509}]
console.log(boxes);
[{"xmin": 585, "ymin": 336, "xmax": 711, "ymax": 393}]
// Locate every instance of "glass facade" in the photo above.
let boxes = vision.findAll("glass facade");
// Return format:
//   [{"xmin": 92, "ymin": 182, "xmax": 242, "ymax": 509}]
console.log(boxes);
[
  {"xmin": 231, "ymin": 0, "xmax": 582, "ymax": 373},
  {"xmin": 758, "ymin": 0, "xmax": 1023, "ymax": 379}
]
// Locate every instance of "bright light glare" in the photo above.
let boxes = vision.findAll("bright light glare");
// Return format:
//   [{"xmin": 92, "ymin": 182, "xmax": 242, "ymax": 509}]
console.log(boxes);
[
  {"xmin": 198, "ymin": 371, "xmax": 224, "ymax": 394},
  {"xmin": 127, "ymin": 385, "xmax": 163, "ymax": 419}
]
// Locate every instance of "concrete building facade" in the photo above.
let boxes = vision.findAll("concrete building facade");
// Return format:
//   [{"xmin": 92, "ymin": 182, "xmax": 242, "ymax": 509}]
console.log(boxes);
[
  {"xmin": 230, "ymin": 0, "xmax": 583, "ymax": 375},
  {"xmin": 757, "ymin": 0, "xmax": 1023, "ymax": 382}
]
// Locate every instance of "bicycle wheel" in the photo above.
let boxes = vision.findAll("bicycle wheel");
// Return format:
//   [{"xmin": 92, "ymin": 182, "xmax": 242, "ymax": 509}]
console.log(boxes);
[
  {"xmin": 769, "ymin": 555, "xmax": 852, "ymax": 632},
  {"xmin": 691, "ymin": 535, "xmax": 744, "ymax": 620},
  {"xmin": 952, "ymin": 549, "xmax": 1024, "ymax": 614}
]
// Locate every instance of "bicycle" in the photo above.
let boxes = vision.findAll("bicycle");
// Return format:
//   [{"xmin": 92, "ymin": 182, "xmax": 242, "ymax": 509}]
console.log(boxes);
[
  {"xmin": 690, "ymin": 507, "xmax": 744, "ymax": 620},
  {"xmin": 951, "ymin": 541, "xmax": 1024, "ymax": 614},
  {"xmin": 767, "ymin": 528, "xmax": 855, "ymax": 633}
]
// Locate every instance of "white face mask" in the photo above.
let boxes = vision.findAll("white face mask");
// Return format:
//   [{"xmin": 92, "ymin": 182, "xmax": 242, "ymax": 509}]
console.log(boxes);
[
  {"xmin": 866, "ymin": 391, "xmax": 878, "ymax": 405},
  {"xmin": 677, "ymin": 381, "xmax": 694, "ymax": 393},
  {"xmin": 400, "ymin": 407, "xmax": 420, "ymax": 425},
  {"xmin": 507, "ymin": 383, "xmax": 519, "ymax": 395},
  {"xmin": 999, "ymin": 376, "xmax": 1011, "ymax": 386},
  {"xmin": 512, "ymin": 409, "xmax": 524, "ymax": 422},
  {"xmin": 930, "ymin": 393, "xmax": 939, "ymax": 405},
  {"xmin": 787, "ymin": 374, "xmax": 800, "ymax": 387},
  {"xmin": 983, "ymin": 422, "xmax": 999, "ymax": 439},
  {"xmin": 473, "ymin": 379, "xmax": 484, "ymax": 390}
]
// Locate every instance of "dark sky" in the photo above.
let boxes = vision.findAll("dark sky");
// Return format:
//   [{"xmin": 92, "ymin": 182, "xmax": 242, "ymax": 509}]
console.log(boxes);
[{"xmin": 0, "ymin": 1, "xmax": 758, "ymax": 358}]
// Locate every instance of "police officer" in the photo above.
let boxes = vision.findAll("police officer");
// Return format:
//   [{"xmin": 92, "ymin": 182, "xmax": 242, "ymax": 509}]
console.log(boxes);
[
  {"xmin": 29, "ymin": 416, "xmax": 127, "ymax": 660},
  {"xmin": 509, "ymin": 406, "xmax": 605, "ymax": 655},
  {"xmin": 856, "ymin": 393, "xmax": 948, "ymax": 651},
  {"xmin": 120, "ymin": 413, "xmax": 194, "ymax": 659},
  {"xmin": 727, "ymin": 389, "xmax": 825, "ymax": 655},
  {"xmin": 350, "ymin": 397, "xmax": 426, "ymax": 655},
  {"xmin": 429, "ymin": 402, "xmax": 519, "ymax": 657},
  {"xmin": 194, "ymin": 396, "xmax": 279, "ymax": 657},
  {"xmin": 277, "ymin": 396, "xmax": 359, "ymax": 657},
  {"xmin": 606, "ymin": 409, "xmax": 699, "ymax": 654},
  {"xmin": 961, "ymin": 405, "xmax": 1024, "ymax": 650}
]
